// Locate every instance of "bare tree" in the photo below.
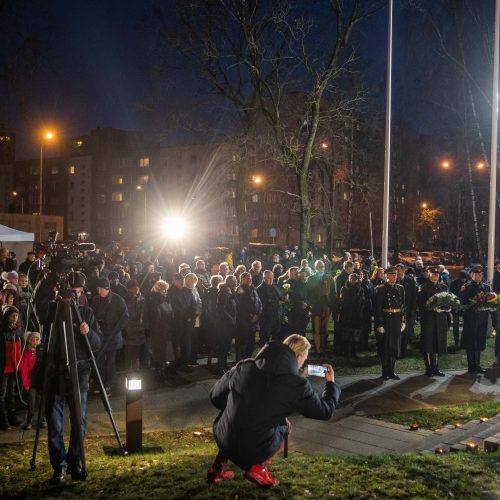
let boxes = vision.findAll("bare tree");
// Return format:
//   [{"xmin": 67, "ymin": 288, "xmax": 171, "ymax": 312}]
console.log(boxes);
[{"xmin": 147, "ymin": 0, "xmax": 382, "ymax": 253}]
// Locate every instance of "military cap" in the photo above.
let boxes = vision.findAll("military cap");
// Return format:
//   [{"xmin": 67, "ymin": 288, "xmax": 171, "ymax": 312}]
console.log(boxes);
[
  {"xmin": 470, "ymin": 265, "xmax": 483, "ymax": 274},
  {"xmin": 385, "ymin": 266, "xmax": 397, "ymax": 275},
  {"xmin": 428, "ymin": 266, "xmax": 441, "ymax": 274}
]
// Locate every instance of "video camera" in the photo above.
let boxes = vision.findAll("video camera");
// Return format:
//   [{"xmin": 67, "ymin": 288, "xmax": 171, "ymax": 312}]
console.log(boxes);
[{"xmin": 41, "ymin": 231, "xmax": 96, "ymax": 284}]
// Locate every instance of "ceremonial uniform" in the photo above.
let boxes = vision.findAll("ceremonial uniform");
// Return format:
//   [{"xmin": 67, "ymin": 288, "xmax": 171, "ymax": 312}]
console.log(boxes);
[
  {"xmin": 418, "ymin": 277, "xmax": 448, "ymax": 376},
  {"xmin": 375, "ymin": 269, "xmax": 405, "ymax": 379},
  {"xmin": 459, "ymin": 268, "xmax": 489, "ymax": 374}
]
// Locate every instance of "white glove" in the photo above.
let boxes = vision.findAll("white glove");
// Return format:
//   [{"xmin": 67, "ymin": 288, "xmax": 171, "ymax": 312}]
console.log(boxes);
[
  {"xmin": 401, "ymin": 323, "xmax": 406, "ymax": 332},
  {"xmin": 376, "ymin": 327, "xmax": 385, "ymax": 334}
]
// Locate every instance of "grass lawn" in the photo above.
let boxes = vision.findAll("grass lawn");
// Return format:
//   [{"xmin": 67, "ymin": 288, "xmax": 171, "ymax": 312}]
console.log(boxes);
[
  {"xmin": 311, "ymin": 326, "xmax": 497, "ymax": 376},
  {"xmin": 371, "ymin": 400, "xmax": 500, "ymax": 430},
  {"xmin": 1, "ymin": 431, "xmax": 499, "ymax": 499}
]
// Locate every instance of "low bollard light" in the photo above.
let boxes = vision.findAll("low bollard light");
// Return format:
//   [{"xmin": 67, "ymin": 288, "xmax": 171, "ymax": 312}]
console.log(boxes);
[{"xmin": 126, "ymin": 377, "xmax": 143, "ymax": 453}]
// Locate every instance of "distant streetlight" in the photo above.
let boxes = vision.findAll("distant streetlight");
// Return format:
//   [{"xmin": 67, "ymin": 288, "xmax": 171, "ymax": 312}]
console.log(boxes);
[
  {"xmin": 440, "ymin": 160, "xmax": 450, "ymax": 169},
  {"xmin": 321, "ymin": 142, "xmax": 329, "ymax": 149},
  {"xmin": 136, "ymin": 185, "xmax": 147, "ymax": 226},
  {"xmin": 421, "ymin": 202, "xmax": 428, "ymax": 209},
  {"xmin": 476, "ymin": 161, "xmax": 485, "ymax": 170},
  {"xmin": 12, "ymin": 191, "xmax": 24, "ymax": 214},
  {"xmin": 40, "ymin": 131, "xmax": 55, "ymax": 216},
  {"xmin": 39, "ymin": 130, "xmax": 55, "ymax": 241},
  {"xmin": 252, "ymin": 175, "xmax": 262, "ymax": 185}
]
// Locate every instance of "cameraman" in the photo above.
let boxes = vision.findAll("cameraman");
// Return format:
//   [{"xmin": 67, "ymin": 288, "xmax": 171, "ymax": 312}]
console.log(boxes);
[
  {"xmin": 44, "ymin": 271, "xmax": 102, "ymax": 483},
  {"xmin": 207, "ymin": 334, "xmax": 340, "ymax": 487}
]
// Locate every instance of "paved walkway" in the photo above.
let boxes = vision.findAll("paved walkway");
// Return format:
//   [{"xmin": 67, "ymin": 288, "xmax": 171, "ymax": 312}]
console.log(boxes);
[{"xmin": 1, "ymin": 366, "xmax": 499, "ymax": 455}]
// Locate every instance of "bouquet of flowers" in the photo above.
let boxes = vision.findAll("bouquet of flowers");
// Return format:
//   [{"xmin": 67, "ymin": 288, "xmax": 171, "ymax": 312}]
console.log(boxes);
[
  {"xmin": 468, "ymin": 291, "xmax": 500, "ymax": 312},
  {"xmin": 426, "ymin": 292, "xmax": 462, "ymax": 313},
  {"xmin": 282, "ymin": 283, "xmax": 293, "ymax": 324}
]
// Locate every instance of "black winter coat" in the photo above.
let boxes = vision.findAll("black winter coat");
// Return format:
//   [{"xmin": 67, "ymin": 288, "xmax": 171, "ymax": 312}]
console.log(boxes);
[
  {"xmin": 168, "ymin": 286, "xmax": 197, "ymax": 326},
  {"xmin": 460, "ymin": 281, "xmax": 490, "ymax": 351},
  {"xmin": 91, "ymin": 291, "xmax": 129, "ymax": 352},
  {"xmin": 418, "ymin": 281, "xmax": 449, "ymax": 354},
  {"xmin": 210, "ymin": 341, "xmax": 340, "ymax": 470},
  {"xmin": 43, "ymin": 303, "xmax": 102, "ymax": 393},
  {"xmin": 235, "ymin": 285, "xmax": 262, "ymax": 333},
  {"xmin": 338, "ymin": 282, "xmax": 365, "ymax": 330},
  {"xmin": 216, "ymin": 287, "xmax": 237, "ymax": 339},
  {"xmin": 257, "ymin": 282, "xmax": 283, "ymax": 326}
]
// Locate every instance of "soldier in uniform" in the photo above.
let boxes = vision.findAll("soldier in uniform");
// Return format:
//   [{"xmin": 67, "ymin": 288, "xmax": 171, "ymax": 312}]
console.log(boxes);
[
  {"xmin": 459, "ymin": 266, "xmax": 489, "ymax": 374},
  {"xmin": 396, "ymin": 263, "xmax": 417, "ymax": 356},
  {"xmin": 375, "ymin": 267, "xmax": 405, "ymax": 380},
  {"xmin": 418, "ymin": 267, "xmax": 448, "ymax": 376}
]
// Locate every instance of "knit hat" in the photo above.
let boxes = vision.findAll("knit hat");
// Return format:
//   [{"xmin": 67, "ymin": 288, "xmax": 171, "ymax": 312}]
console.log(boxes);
[
  {"xmin": 2, "ymin": 304, "xmax": 19, "ymax": 318},
  {"xmin": 96, "ymin": 277, "xmax": 110, "ymax": 290},
  {"xmin": 7, "ymin": 271, "xmax": 18, "ymax": 281}
]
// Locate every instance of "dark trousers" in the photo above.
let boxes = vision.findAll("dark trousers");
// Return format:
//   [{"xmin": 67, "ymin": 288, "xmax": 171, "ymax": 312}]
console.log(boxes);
[
  {"xmin": 260, "ymin": 316, "xmax": 281, "ymax": 344},
  {"xmin": 380, "ymin": 350, "xmax": 396, "ymax": 377},
  {"xmin": 25, "ymin": 387, "xmax": 39, "ymax": 424},
  {"xmin": 46, "ymin": 389, "xmax": 88, "ymax": 472},
  {"xmin": 215, "ymin": 335, "xmax": 232, "ymax": 373},
  {"xmin": 97, "ymin": 349, "xmax": 117, "ymax": 389},
  {"xmin": 236, "ymin": 330, "xmax": 256, "ymax": 362},
  {"xmin": 466, "ymin": 350, "xmax": 482, "ymax": 373},
  {"xmin": 124, "ymin": 345, "xmax": 141, "ymax": 373},
  {"xmin": 0, "ymin": 372, "xmax": 17, "ymax": 418},
  {"xmin": 452, "ymin": 313, "xmax": 461, "ymax": 346},
  {"xmin": 180, "ymin": 322, "xmax": 194, "ymax": 366}
]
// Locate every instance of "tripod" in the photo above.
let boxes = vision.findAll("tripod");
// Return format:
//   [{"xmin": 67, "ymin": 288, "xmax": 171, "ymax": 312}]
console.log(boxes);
[{"xmin": 30, "ymin": 293, "xmax": 127, "ymax": 476}]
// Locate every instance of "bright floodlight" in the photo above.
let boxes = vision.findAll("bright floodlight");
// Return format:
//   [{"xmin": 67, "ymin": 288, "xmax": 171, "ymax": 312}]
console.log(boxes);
[
  {"xmin": 162, "ymin": 215, "xmax": 187, "ymax": 240},
  {"xmin": 45, "ymin": 131, "xmax": 54, "ymax": 140}
]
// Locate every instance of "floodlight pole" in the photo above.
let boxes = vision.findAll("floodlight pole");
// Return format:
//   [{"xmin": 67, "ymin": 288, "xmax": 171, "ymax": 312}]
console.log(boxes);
[
  {"xmin": 488, "ymin": 0, "xmax": 500, "ymax": 282},
  {"xmin": 381, "ymin": 0, "xmax": 393, "ymax": 268}
]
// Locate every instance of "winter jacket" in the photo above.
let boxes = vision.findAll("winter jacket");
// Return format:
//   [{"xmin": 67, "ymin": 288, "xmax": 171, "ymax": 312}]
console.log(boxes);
[
  {"xmin": 235, "ymin": 284, "xmax": 262, "ymax": 333},
  {"xmin": 91, "ymin": 291, "xmax": 129, "ymax": 352},
  {"xmin": 124, "ymin": 292, "xmax": 146, "ymax": 346},
  {"xmin": 19, "ymin": 348, "xmax": 37, "ymax": 389},
  {"xmin": 0, "ymin": 321, "xmax": 22, "ymax": 374},
  {"xmin": 210, "ymin": 341, "xmax": 340, "ymax": 470}
]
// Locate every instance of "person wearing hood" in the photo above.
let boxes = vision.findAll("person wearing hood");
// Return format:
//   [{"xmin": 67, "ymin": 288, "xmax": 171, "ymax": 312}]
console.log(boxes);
[{"xmin": 207, "ymin": 334, "xmax": 339, "ymax": 487}]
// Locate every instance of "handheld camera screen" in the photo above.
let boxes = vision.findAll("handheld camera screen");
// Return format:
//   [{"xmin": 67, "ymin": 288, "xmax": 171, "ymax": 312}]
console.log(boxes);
[{"xmin": 307, "ymin": 364, "xmax": 326, "ymax": 377}]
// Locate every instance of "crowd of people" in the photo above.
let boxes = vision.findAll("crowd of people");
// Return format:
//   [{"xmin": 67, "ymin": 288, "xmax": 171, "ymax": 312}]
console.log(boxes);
[{"xmin": 1, "ymin": 243, "xmax": 500, "ymax": 483}]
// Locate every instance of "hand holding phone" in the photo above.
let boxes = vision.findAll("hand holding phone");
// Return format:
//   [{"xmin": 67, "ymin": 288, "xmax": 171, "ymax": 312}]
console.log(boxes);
[{"xmin": 307, "ymin": 364, "xmax": 326, "ymax": 377}]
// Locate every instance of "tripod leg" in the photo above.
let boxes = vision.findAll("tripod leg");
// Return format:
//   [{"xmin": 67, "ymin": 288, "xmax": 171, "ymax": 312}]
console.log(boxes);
[
  {"xmin": 70, "ymin": 300, "xmax": 127, "ymax": 455},
  {"xmin": 30, "ymin": 305, "xmax": 61, "ymax": 472},
  {"xmin": 63, "ymin": 302, "xmax": 87, "ymax": 479}
]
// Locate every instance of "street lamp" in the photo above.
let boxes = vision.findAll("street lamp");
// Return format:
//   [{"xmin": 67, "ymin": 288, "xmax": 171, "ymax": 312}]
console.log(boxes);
[
  {"xmin": 476, "ymin": 162, "xmax": 485, "ymax": 170},
  {"xmin": 136, "ymin": 185, "xmax": 147, "ymax": 227},
  {"xmin": 39, "ymin": 130, "xmax": 55, "ymax": 241},
  {"xmin": 440, "ymin": 160, "xmax": 450, "ymax": 169},
  {"xmin": 421, "ymin": 202, "xmax": 428, "ymax": 209},
  {"xmin": 12, "ymin": 191, "xmax": 24, "ymax": 214}
]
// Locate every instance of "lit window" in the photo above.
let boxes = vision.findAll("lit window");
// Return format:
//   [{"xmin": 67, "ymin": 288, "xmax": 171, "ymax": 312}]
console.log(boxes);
[
  {"xmin": 69, "ymin": 166, "xmax": 76, "ymax": 174},
  {"xmin": 139, "ymin": 157, "xmax": 149, "ymax": 167},
  {"xmin": 117, "ymin": 227, "xmax": 123, "ymax": 235},
  {"xmin": 343, "ymin": 192, "xmax": 348, "ymax": 201},
  {"xmin": 113, "ymin": 176, "xmax": 124, "ymax": 185},
  {"xmin": 76, "ymin": 140, "xmax": 83, "ymax": 147},
  {"xmin": 231, "ymin": 191, "xmax": 236, "ymax": 198},
  {"xmin": 401, "ymin": 196, "xmax": 405, "ymax": 205},
  {"xmin": 138, "ymin": 175, "xmax": 149, "ymax": 184},
  {"xmin": 51, "ymin": 167, "xmax": 59, "ymax": 175},
  {"xmin": 112, "ymin": 192, "xmax": 123, "ymax": 202},
  {"xmin": 251, "ymin": 194, "xmax": 259, "ymax": 203}
]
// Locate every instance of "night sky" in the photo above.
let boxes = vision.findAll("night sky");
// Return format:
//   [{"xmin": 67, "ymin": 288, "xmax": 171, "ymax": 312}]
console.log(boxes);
[{"xmin": 4, "ymin": 1, "xmax": 464, "ymax": 159}]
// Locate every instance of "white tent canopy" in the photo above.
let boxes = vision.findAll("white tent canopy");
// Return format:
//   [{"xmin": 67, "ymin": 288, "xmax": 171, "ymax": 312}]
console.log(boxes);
[{"xmin": 0, "ymin": 224, "xmax": 35, "ymax": 242}]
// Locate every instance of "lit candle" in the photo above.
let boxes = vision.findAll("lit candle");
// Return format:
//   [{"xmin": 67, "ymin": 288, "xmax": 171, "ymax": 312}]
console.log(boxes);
[
  {"xmin": 409, "ymin": 423, "xmax": 419, "ymax": 431},
  {"xmin": 192, "ymin": 431, "xmax": 204, "ymax": 437},
  {"xmin": 479, "ymin": 417, "xmax": 489, "ymax": 423},
  {"xmin": 454, "ymin": 423, "xmax": 462, "ymax": 429},
  {"xmin": 466, "ymin": 441, "xmax": 478, "ymax": 452},
  {"xmin": 434, "ymin": 447, "xmax": 446, "ymax": 454}
]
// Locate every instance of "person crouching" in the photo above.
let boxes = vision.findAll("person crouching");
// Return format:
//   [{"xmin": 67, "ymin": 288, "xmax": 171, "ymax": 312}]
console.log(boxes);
[{"xmin": 207, "ymin": 334, "xmax": 340, "ymax": 487}]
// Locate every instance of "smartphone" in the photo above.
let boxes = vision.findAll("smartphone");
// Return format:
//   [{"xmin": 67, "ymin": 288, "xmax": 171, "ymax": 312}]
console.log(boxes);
[{"xmin": 307, "ymin": 364, "xmax": 326, "ymax": 377}]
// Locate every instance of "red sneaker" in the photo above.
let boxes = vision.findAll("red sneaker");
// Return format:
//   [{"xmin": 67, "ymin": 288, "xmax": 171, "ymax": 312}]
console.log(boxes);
[
  {"xmin": 207, "ymin": 467, "xmax": 235, "ymax": 484},
  {"xmin": 245, "ymin": 464, "xmax": 280, "ymax": 487}
]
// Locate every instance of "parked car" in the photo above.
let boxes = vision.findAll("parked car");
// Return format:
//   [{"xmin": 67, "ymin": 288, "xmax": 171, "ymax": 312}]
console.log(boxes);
[
  {"xmin": 418, "ymin": 251, "xmax": 440, "ymax": 265},
  {"xmin": 398, "ymin": 250, "xmax": 419, "ymax": 265}
]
